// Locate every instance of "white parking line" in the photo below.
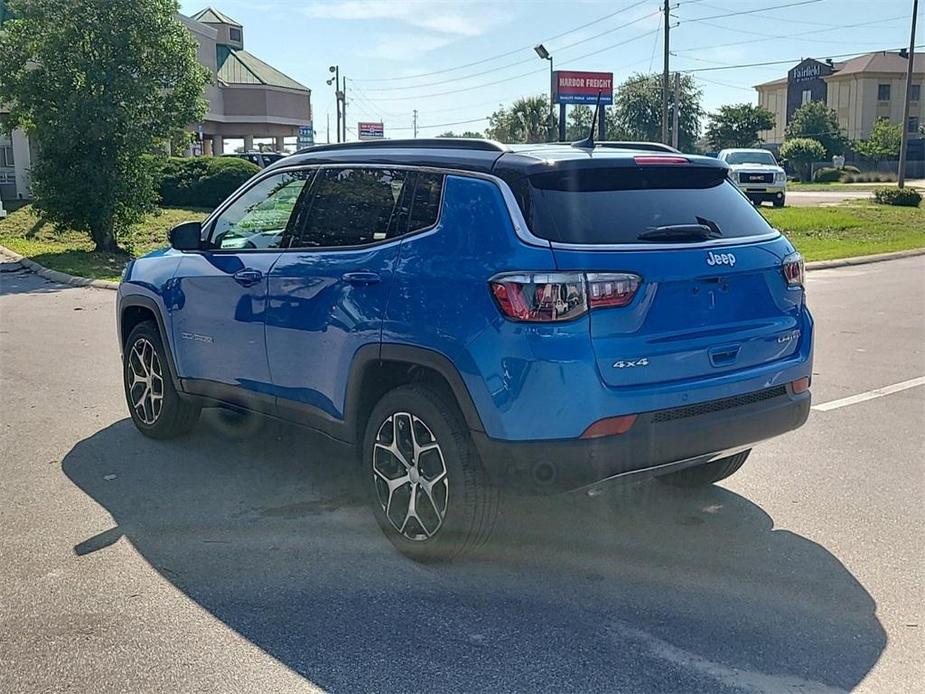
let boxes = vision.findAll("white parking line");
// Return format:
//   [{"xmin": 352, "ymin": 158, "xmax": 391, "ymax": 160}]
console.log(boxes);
[{"xmin": 812, "ymin": 376, "xmax": 925, "ymax": 412}]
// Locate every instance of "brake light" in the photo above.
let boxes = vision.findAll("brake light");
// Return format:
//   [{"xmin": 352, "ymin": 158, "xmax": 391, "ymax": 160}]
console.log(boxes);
[
  {"xmin": 489, "ymin": 272, "xmax": 641, "ymax": 322},
  {"xmin": 634, "ymin": 155, "xmax": 689, "ymax": 165},
  {"xmin": 782, "ymin": 251, "xmax": 804, "ymax": 287}
]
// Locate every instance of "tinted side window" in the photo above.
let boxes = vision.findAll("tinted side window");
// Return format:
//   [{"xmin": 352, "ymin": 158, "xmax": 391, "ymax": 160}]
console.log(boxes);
[
  {"xmin": 407, "ymin": 173, "xmax": 444, "ymax": 232},
  {"xmin": 293, "ymin": 168, "xmax": 406, "ymax": 248},
  {"xmin": 210, "ymin": 170, "xmax": 312, "ymax": 250}
]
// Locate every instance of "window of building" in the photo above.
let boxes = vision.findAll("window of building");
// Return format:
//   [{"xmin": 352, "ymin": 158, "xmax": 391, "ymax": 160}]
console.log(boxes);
[
  {"xmin": 911, "ymin": 84, "xmax": 921, "ymax": 102},
  {"xmin": 229, "ymin": 27, "xmax": 242, "ymax": 42},
  {"xmin": 0, "ymin": 145, "xmax": 13, "ymax": 168},
  {"xmin": 909, "ymin": 116, "xmax": 920, "ymax": 134},
  {"xmin": 801, "ymin": 89, "xmax": 812, "ymax": 105},
  {"xmin": 878, "ymin": 84, "xmax": 891, "ymax": 101},
  {"xmin": 210, "ymin": 170, "xmax": 313, "ymax": 250},
  {"xmin": 292, "ymin": 168, "xmax": 409, "ymax": 248}
]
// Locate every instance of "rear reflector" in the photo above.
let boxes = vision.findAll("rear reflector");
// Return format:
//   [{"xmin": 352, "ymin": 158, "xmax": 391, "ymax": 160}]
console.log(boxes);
[
  {"xmin": 790, "ymin": 377, "xmax": 811, "ymax": 394},
  {"xmin": 634, "ymin": 155, "xmax": 689, "ymax": 166},
  {"xmin": 580, "ymin": 414, "xmax": 638, "ymax": 439}
]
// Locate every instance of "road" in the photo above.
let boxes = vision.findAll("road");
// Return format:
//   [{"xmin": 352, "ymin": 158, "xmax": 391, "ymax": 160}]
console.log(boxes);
[{"xmin": 1, "ymin": 256, "xmax": 922, "ymax": 693}]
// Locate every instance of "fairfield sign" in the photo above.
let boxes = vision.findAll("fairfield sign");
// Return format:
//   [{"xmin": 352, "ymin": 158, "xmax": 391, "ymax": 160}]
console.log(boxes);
[{"xmin": 552, "ymin": 70, "xmax": 614, "ymax": 105}]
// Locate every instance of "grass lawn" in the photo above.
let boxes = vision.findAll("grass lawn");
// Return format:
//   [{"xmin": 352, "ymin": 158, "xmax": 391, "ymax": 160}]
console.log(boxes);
[
  {"xmin": 1, "ymin": 200, "xmax": 923, "ymax": 280},
  {"xmin": 760, "ymin": 201, "xmax": 925, "ymax": 261},
  {"xmin": 0, "ymin": 205, "xmax": 209, "ymax": 282}
]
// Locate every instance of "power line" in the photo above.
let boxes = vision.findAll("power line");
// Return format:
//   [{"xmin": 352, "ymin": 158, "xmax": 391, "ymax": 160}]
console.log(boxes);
[
  {"xmin": 673, "ymin": 14, "xmax": 907, "ymax": 53},
  {"xmin": 361, "ymin": 9, "xmax": 659, "ymax": 93},
  {"xmin": 681, "ymin": 0, "xmax": 825, "ymax": 23},
  {"xmin": 682, "ymin": 44, "xmax": 925, "ymax": 73},
  {"xmin": 360, "ymin": 29, "xmax": 660, "ymax": 103},
  {"xmin": 349, "ymin": 0, "xmax": 650, "ymax": 83}
]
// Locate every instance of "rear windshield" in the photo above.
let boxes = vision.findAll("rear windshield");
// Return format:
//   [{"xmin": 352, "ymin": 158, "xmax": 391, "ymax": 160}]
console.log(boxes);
[
  {"xmin": 723, "ymin": 151, "xmax": 777, "ymax": 166},
  {"xmin": 511, "ymin": 167, "xmax": 775, "ymax": 245}
]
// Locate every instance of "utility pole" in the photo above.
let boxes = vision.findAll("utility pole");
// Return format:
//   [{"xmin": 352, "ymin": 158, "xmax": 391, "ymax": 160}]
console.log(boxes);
[
  {"xmin": 671, "ymin": 72, "xmax": 680, "ymax": 150},
  {"xmin": 897, "ymin": 0, "xmax": 918, "ymax": 188},
  {"xmin": 341, "ymin": 75, "xmax": 348, "ymax": 143},
  {"xmin": 661, "ymin": 0, "xmax": 671, "ymax": 144},
  {"xmin": 413, "ymin": 109, "xmax": 418, "ymax": 138}
]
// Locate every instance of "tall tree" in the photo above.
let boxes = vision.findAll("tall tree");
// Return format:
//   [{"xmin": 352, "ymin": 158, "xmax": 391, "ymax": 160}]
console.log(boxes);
[
  {"xmin": 612, "ymin": 73, "xmax": 704, "ymax": 151},
  {"xmin": 853, "ymin": 118, "xmax": 902, "ymax": 161},
  {"xmin": 0, "ymin": 0, "xmax": 208, "ymax": 251},
  {"xmin": 705, "ymin": 103, "xmax": 775, "ymax": 150},
  {"xmin": 485, "ymin": 96, "xmax": 553, "ymax": 144},
  {"xmin": 785, "ymin": 101, "xmax": 847, "ymax": 158}
]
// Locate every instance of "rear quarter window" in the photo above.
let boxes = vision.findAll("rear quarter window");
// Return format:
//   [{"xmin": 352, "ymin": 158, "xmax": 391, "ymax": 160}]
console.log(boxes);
[{"xmin": 513, "ymin": 167, "xmax": 775, "ymax": 245}]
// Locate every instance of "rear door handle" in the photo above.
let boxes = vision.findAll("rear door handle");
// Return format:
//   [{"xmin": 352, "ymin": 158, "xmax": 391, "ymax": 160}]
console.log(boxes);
[
  {"xmin": 233, "ymin": 268, "xmax": 263, "ymax": 287},
  {"xmin": 342, "ymin": 271, "xmax": 381, "ymax": 285}
]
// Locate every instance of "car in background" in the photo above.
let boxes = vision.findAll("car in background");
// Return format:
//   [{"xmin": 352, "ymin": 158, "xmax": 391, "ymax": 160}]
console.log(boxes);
[
  {"xmin": 718, "ymin": 148, "xmax": 787, "ymax": 207},
  {"xmin": 223, "ymin": 151, "xmax": 287, "ymax": 168},
  {"xmin": 117, "ymin": 139, "xmax": 813, "ymax": 561}
]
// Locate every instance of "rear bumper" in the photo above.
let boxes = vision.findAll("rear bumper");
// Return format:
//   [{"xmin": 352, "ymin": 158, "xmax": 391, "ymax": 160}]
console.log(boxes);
[{"xmin": 472, "ymin": 386, "xmax": 810, "ymax": 494}]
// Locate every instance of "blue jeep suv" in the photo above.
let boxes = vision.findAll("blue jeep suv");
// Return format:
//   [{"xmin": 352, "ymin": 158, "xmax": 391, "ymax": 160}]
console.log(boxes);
[{"xmin": 117, "ymin": 139, "xmax": 813, "ymax": 560}]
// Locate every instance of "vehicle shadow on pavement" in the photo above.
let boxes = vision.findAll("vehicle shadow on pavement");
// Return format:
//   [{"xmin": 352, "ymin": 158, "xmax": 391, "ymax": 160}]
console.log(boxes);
[{"xmin": 63, "ymin": 416, "xmax": 885, "ymax": 693}]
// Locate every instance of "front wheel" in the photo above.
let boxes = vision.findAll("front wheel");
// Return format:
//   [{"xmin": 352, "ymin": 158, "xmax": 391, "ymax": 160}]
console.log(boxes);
[
  {"xmin": 363, "ymin": 384, "xmax": 499, "ymax": 562},
  {"xmin": 123, "ymin": 321, "xmax": 200, "ymax": 439},
  {"xmin": 656, "ymin": 450, "xmax": 751, "ymax": 488}
]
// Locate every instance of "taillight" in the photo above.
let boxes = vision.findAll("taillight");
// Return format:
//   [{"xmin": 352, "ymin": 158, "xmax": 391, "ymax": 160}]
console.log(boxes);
[
  {"xmin": 782, "ymin": 251, "xmax": 804, "ymax": 287},
  {"xmin": 489, "ymin": 272, "xmax": 640, "ymax": 322}
]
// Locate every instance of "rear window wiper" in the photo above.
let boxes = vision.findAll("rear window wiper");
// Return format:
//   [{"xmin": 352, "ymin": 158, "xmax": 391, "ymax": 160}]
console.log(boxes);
[{"xmin": 637, "ymin": 224, "xmax": 722, "ymax": 242}]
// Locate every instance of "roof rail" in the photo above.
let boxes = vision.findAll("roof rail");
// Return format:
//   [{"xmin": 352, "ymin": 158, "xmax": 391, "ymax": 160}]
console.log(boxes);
[
  {"xmin": 296, "ymin": 138, "xmax": 509, "ymax": 155},
  {"xmin": 597, "ymin": 141, "xmax": 681, "ymax": 153}
]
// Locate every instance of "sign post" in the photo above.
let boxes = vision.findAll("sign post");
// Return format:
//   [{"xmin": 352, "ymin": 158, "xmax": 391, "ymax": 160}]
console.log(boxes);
[{"xmin": 358, "ymin": 122, "xmax": 385, "ymax": 140}]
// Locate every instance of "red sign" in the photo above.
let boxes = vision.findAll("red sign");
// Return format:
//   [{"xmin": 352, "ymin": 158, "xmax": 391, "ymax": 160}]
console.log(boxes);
[
  {"xmin": 552, "ymin": 71, "xmax": 614, "ymax": 105},
  {"xmin": 358, "ymin": 121, "xmax": 384, "ymax": 140}
]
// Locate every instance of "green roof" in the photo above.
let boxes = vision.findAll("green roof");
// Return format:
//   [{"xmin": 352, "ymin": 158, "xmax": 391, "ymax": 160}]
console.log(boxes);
[
  {"xmin": 192, "ymin": 7, "xmax": 241, "ymax": 27},
  {"xmin": 216, "ymin": 46, "xmax": 309, "ymax": 92}
]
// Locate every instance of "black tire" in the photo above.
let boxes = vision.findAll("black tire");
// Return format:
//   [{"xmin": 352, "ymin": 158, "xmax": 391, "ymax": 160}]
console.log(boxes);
[
  {"xmin": 123, "ymin": 321, "xmax": 200, "ymax": 439},
  {"xmin": 363, "ymin": 384, "xmax": 499, "ymax": 562},
  {"xmin": 657, "ymin": 450, "xmax": 751, "ymax": 488},
  {"xmin": 773, "ymin": 196, "xmax": 785, "ymax": 208}
]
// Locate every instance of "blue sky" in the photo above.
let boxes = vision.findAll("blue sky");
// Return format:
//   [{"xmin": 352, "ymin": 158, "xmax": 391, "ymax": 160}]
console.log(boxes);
[{"xmin": 179, "ymin": 0, "xmax": 920, "ymax": 141}]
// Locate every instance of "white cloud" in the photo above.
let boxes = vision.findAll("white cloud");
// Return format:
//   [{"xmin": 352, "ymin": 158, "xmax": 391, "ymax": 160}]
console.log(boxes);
[{"xmin": 305, "ymin": 0, "xmax": 514, "ymax": 37}]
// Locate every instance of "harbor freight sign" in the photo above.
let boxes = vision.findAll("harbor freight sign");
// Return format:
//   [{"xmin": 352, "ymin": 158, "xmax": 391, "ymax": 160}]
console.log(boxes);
[
  {"xmin": 552, "ymin": 71, "xmax": 614, "ymax": 105},
  {"xmin": 358, "ymin": 122, "xmax": 385, "ymax": 140}
]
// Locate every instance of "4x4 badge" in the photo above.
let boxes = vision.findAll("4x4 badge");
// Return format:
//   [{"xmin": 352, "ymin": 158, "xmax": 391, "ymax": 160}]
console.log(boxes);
[{"xmin": 706, "ymin": 251, "xmax": 736, "ymax": 267}]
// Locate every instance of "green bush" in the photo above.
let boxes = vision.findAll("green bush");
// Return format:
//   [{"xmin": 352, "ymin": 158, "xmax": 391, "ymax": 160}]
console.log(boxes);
[
  {"xmin": 873, "ymin": 186, "xmax": 922, "ymax": 207},
  {"xmin": 155, "ymin": 156, "xmax": 259, "ymax": 208},
  {"xmin": 844, "ymin": 172, "xmax": 898, "ymax": 183},
  {"xmin": 813, "ymin": 167, "xmax": 843, "ymax": 183}
]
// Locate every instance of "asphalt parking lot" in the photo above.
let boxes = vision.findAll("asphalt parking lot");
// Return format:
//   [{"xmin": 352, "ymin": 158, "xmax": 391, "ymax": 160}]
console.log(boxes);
[{"xmin": 1, "ymin": 256, "xmax": 922, "ymax": 693}]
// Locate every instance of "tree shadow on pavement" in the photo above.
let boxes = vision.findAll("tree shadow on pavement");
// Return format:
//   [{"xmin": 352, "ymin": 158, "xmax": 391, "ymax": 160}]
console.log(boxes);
[{"xmin": 63, "ymin": 417, "xmax": 885, "ymax": 693}]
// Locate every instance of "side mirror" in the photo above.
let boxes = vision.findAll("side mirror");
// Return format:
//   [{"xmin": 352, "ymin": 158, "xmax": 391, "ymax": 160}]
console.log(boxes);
[{"xmin": 168, "ymin": 221, "xmax": 203, "ymax": 251}]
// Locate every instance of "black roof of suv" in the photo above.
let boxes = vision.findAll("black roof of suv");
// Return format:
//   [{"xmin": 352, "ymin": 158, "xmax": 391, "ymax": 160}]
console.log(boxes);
[{"xmin": 285, "ymin": 139, "xmax": 726, "ymax": 179}]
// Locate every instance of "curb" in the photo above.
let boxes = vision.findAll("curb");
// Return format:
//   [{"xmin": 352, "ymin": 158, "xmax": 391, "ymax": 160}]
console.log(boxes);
[
  {"xmin": 805, "ymin": 247, "xmax": 925, "ymax": 271},
  {"xmin": 2, "ymin": 242, "xmax": 924, "ymax": 290},
  {"xmin": 0, "ymin": 244, "xmax": 120, "ymax": 290}
]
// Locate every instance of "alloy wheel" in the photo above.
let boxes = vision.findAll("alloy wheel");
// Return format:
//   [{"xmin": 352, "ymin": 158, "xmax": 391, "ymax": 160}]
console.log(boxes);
[
  {"xmin": 372, "ymin": 412, "xmax": 448, "ymax": 541},
  {"xmin": 128, "ymin": 337, "xmax": 164, "ymax": 425}
]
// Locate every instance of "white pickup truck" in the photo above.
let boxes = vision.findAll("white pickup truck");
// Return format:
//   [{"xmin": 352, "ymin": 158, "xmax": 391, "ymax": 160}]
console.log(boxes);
[{"xmin": 717, "ymin": 148, "xmax": 787, "ymax": 208}]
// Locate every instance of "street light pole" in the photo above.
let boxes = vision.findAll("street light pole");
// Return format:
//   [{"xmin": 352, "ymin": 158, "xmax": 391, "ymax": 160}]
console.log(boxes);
[
  {"xmin": 897, "ymin": 0, "xmax": 918, "ymax": 188},
  {"xmin": 534, "ymin": 44, "xmax": 555, "ymax": 142}
]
